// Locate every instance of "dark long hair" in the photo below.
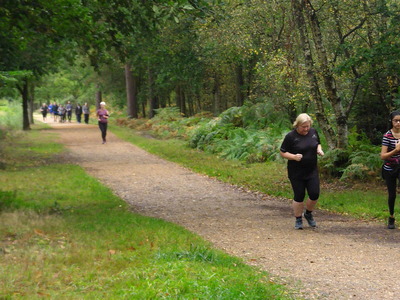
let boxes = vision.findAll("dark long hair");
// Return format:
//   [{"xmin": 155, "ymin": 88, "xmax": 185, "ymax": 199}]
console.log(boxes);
[{"xmin": 389, "ymin": 111, "xmax": 400, "ymax": 129}]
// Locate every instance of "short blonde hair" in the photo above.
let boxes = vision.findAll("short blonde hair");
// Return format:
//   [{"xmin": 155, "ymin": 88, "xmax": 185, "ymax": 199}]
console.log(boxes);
[{"xmin": 293, "ymin": 113, "xmax": 313, "ymax": 128}]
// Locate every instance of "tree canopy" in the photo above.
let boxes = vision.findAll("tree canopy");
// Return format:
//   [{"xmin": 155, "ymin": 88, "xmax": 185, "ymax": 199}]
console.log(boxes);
[{"xmin": 1, "ymin": 0, "xmax": 399, "ymax": 147}]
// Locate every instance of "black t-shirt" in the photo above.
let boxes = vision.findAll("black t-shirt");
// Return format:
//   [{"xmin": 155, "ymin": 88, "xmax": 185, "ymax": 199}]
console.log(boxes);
[{"xmin": 280, "ymin": 128, "xmax": 320, "ymax": 179}]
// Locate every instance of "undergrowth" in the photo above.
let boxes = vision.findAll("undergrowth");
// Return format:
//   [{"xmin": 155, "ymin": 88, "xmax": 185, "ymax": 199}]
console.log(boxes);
[{"xmin": 116, "ymin": 105, "xmax": 382, "ymax": 181}]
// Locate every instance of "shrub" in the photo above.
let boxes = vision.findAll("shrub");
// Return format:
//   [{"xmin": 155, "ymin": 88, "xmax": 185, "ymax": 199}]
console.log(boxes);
[
  {"xmin": 188, "ymin": 105, "xmax": 288, "ymax": 163},
  {"xmin": 320, "ymin": 128, "xmax": 382, "ymax": 181}
]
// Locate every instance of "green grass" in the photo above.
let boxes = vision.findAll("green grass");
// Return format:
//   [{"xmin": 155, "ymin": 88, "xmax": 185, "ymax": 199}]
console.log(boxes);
[
  {"xmin": 0, "ymin": 100, "xmax": 22, "ymax": 130},
  {"xmin": 110, "ymin": 124, "xmax": 392, "ymax": 223},
  {"xmin": 0, "ymin": 126, "xmax": 291, "ymax": 299}
]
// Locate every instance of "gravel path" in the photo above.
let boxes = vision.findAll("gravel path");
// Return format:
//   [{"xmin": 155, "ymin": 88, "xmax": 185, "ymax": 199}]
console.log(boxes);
[{"xmin": 48, "ymin": 121, "xmax": 400, "ymax": 299}]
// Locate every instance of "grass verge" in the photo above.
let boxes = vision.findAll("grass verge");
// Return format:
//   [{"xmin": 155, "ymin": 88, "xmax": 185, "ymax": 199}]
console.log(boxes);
[
  {"xmin": 110, "ymin": 125, "xmax": 391, "ymax": 223},
  {"xmin": 0, "ymin": 125, "xmax": 291, "ymax": 299}
]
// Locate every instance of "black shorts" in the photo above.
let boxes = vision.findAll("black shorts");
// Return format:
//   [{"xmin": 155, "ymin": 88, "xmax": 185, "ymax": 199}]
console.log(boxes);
[{"xmin": 289, "ymin": 175, "xmax": 320, "ymax": 202}]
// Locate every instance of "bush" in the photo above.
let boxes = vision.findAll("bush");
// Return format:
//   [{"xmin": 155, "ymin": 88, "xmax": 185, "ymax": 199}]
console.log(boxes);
[
  {"xmin": 189, "ymin": 106, "xmax": 288, "ymax": 163},
  {"xmin": 320, "ymin": 128, "xmax": 382, "ymax": 181}
]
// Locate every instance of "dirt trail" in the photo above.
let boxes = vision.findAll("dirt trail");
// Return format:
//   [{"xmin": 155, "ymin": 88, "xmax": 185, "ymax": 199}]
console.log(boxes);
[{"xmin": 47, "ymin": 121, "xmax": 400, "ymax": 299}]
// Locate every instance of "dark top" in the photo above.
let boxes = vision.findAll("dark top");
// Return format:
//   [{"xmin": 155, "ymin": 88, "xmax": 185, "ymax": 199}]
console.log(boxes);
[
  {"xmin": 280, "ymin": 128, "xmax": 321, "ymax": 179},
  {"xmin": 75, "ymin": 105, "xmax": 82, "ymax": 115}
]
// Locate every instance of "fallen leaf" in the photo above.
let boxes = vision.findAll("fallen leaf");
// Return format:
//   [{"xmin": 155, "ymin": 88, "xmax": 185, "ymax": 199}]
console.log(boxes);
[{"xmin": 34, "ymin": 229, "xmax": 45, "ymax": 236}]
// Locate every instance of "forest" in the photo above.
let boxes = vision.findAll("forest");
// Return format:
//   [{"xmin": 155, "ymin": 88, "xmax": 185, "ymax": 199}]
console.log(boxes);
[{"xmin": 1, "ymin": 0, "xmax": 400, "ymax": 179}]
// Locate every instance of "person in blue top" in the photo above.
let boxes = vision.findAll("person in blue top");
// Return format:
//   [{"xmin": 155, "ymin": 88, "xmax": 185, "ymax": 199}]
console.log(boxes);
[
  {"xmin": 380, "ymin": 111, "xmax": 400, "ymax": 229},
  {"xmin": 280, "ymin": 113, "xmax": 324, "ymax": 230}
]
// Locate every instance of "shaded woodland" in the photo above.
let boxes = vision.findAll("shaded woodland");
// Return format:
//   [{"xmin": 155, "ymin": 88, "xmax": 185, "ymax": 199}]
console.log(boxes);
[{"xmin": 1, "ymin": 0, "xmax": 400, "ymax": 148}]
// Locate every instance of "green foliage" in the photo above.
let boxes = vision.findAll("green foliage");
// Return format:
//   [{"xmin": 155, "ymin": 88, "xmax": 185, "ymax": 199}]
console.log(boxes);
[
  {"xmin": 189, "ymin": 105, "xmax": 288, "ymax": 163},
  {"xmin": 116, "ymin": 108, "xmax": 212, "ymax": 140},
  {"xmin": 320, "ymin": 128, "xmax": 382, "ymax": 181},
  {"xmin": 153, "ymin": 107, "xmax": 183, "ymax": 121},
  {"xmin": 0, "ymin": 100, "xmax": 22, "ymax": 130}
]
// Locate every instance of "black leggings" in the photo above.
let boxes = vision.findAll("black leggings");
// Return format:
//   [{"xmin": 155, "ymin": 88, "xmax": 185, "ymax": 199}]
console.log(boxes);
[
  {"xmin": 383, "ymin": 169, "xmax": 399, "ymax": 215},
  {"xmin": 98, "ymin": 122, "xmax": 107, "ymax": 142},
  {"xmin": 289, "ymin": 175, "xmax": 320, "ymax": 203}
]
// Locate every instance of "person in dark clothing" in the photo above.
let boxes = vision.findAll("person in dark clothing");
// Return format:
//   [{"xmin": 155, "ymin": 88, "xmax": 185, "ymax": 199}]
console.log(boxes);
[
  {"xmin": 40, "ymin": 103, "xmax": 48, "ymax": 122},
  {"xmin": 83, "ymin": 102, "xmax": 90, "ymax": 124},
  {"xmin": 280, "ymin": 113, "xmax": 324, "ymax": 230},
  {"xmin": 53, "ymin": 103, "xmax": 59, "ymax": 122},
  {"xmin": 75, "ymin": 103, "xmax": 83, "ymax": 123},
  {"xmin": 66, "ymin": 101, "xmax": 73, "ymax": 122},
  {"xmin": 380, "ymin": 111, "xmax": 400, "ymax": 229},
  {"xmin": 96, "ymin": 101, "xmax": 109, "ymax": 144}
]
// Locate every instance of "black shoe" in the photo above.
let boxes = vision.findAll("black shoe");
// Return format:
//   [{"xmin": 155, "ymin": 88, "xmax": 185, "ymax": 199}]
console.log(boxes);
[
  {"xmin": 388, "ymin": 217, "xmax": 395, "ymax": 229},
  {"xmin": 303, "ymin": 212, "xmax": 317, "ymax": 227},
  {"xmin": 295, "ymin": 218, "xmax": 303, "ymax": 230}
]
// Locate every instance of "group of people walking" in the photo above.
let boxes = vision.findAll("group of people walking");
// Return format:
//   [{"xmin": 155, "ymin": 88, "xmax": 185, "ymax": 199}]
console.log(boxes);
[
  {"xmin": 40, "ymin": 101, "xmax": 109, "ymax": 145},
  {"xmin": 281, "ymin": 111, "xmax": 400, "ymax": 230},
  {"xmin": 40, "ymin": 102, "xmax": 91, "ymax": 124}
]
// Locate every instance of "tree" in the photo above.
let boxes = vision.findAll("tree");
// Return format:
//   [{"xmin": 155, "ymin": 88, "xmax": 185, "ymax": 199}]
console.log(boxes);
[{"xmin": 0, "ymin": 0, "xmax": 90, "ymax": 130}]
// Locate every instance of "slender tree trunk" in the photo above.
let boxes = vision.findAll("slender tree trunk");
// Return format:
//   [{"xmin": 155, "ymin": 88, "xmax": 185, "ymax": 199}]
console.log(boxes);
[
  {"xmin": 304, "ymin": 0, "xmax": 347, "ymax": 148},
  {"xmin": 235, "ymin": 63, "xmax": 245, "ymax": 106},
  {"xmin": 17, "ymin": 78, "xmax": 30, "ymax": 130},
  {"xmin": 28, "ymin": 82, "xmax": 34, "ymax": 124},
  {"xmin": 213, "ymin": 74, "xmax": 221, "ymax": 116},
  {"xmin": 246, "ymin": 56, "xmax": 257, "ymax": 97},
  {"xmin": 291, "ymin": 0, "xmax": 336, "ymax": 149},
  {"xmin": 142, "ymin": 102, "xmax": 146, "ymax": 118},
  {"xmin": 175, "ymin": 85, "xmax": 186, "ymax": 116},
  {"xmin": 181, "ymin": 89, "xmax": 186, "ymax": 116},
  {"xmin": 196, "ymin": 94, "xmax": 202, "ymax": 113},
  {"xmin": 96, "ymin": 87, "xmax": 102, "ymax": 109},
  {"xmin": 125, "ymin": 63, "xmax": 138, "ymax": 118},
  {"xmin": 147, "ymin": 65, "xmax": 156, "ymax": 118},
  {"xmin": 188, "ymin": 92, "xmax": 194, "ymax": 116},
  {"xmin": 363, "ymin": 0, "xmax": 389, "ymax": 109},
  {"xmin": 332, "ymin": 1, "xmax": 362, "ymax": 117}
]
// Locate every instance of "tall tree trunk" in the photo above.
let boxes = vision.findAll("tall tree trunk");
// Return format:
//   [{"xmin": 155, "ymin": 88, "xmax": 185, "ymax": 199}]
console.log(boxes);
[
  {"xmin": 235, "ymin": 63, "xmax": 245, "ymax": 106},
  {"xmin": 28, "ymin": 82, "xmax": 35, "ymax": 124},
  {"xmin": 196, "ymin": 91, "xmax": 202, "ymax": 112},
  {"xmin": 188, "ymin": 92, "xmax": 194, "ymax": 116},
  {"xmin": 181, "ymin": 89, "xmax": 186, "ymax": 116},
  {"xmin": 331, "ymin": 0, "xmax": 363, "ymax": 117},
  {"xmin": 17, "ymin": 78, "xmax": 30, "ymax": 130},
  {"xmin": 363, "ymin": 0, "xmax": 389, "ymax": 109},
  {"xmin": 175, "ymin": 85, "xmax": 186, "ymax": 116},
  {"xmin": 304, "ymin": 0, "xmax": 348, "ymax": 148},
  {"xmin": 125, "ymin": 63, "xmax": 138, "ymax": 118},
  {"xmin": 291, "ymin": 0, "xmax": 336, "ymax": 149},
  {"xmin": 213, "ymin": 74, "xmax": 221, "ymax": 116},
  {"xmin": 96, "ymin": 88, "xmax": 102, "ymax": 109},
  {"xmin": 147, "ymin": 65, "xmax": 156, "ymax": 118},
  {"xmin": 142, "ymin": 102, "xmax": 146, "ymax": 118}
]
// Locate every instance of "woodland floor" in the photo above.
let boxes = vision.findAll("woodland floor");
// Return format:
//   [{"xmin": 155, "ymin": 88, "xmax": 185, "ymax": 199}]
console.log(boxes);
[{"xmin": 46, "ymin": 120, "xmax": 400, "ymax": 300}]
